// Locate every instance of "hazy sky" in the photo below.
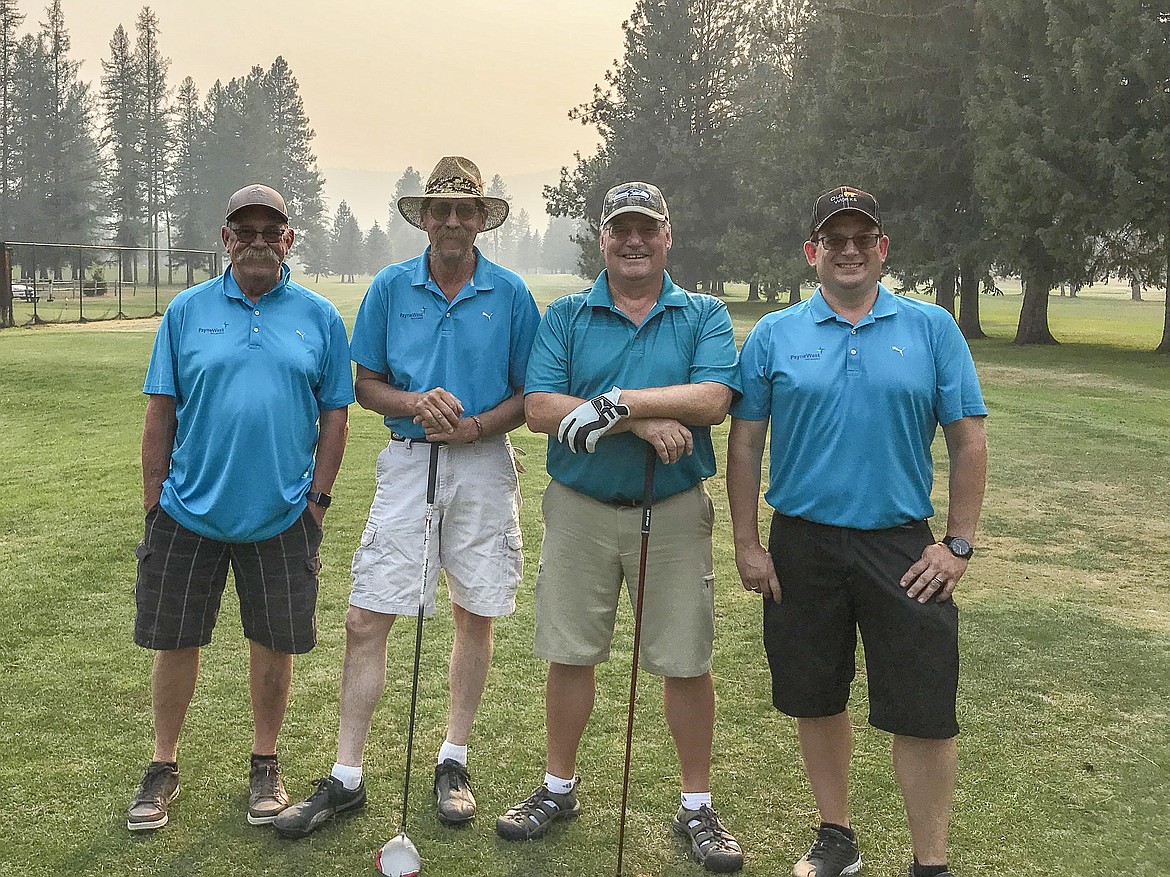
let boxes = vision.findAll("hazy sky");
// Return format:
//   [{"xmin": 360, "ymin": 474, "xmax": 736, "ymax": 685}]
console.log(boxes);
[{"xmin": 55, "ymin": 0, "xmax": 638, "ymax": 226}]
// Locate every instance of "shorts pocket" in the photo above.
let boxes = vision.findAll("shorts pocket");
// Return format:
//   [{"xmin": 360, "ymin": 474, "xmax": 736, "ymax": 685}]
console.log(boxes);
[
  {"xmin": 501, "ymin": 528, "xmax": 524, "ymax": 583},
  {"xmin": 360, "ymin": 522, "xmax": 378, "ymax": 548},
  {"xmin": 702, "ymin": 573, "xmax": 715, "ymax": 591},
  {"xmin": 305, "ymin": 554, "xmax": 322, "ymax": 575}
]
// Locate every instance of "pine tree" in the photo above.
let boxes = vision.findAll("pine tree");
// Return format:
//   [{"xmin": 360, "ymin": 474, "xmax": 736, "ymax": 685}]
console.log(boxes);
[
  {"xmin": 265, "ymin": 56, "xmax": 325, "ymax": 229},
  {"xmin": 364, "ymin": 220, "xmax": 391, "ymax": 274},
  {"xmin": 547, "ymin": 0, "xmax": 754, "ymax": 287},
  {"xmin": 330, "ymin": 200, "xmax": 362, "ymax": 282},
  {"xmin": 134, "ymin": 6, "xmax": 171, "ymax": 283},
  {"xmin": 0, "ymin": 0, "xmax": 25, "ymax": 241},
  {"xmin": 100, "ymin": 23, "xmax": 142, "ymax": 278},
  {"xmin": 170, "ymin": 75, "xmax": 211, "ymax": 283},
  {"xmin": 484, "ymin": 174, "xmax": 516, "ymax": 265},
  {"xmin": 386, "ymin": 166, "xmax": 427, "ymax": 261}
]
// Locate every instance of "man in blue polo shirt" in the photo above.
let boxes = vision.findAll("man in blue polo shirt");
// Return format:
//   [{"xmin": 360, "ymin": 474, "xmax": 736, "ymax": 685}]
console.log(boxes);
[
  {"xmin": 275, "ymin": 156, "xmax": 540, "ymax": 837},
  {"xmin": 726, "ymin": 187, "xmax": 988, "ymax": 877},
  {"xmin": 495, "ymin": 182, "xmax": 745, "ymax": 873},
  {"xmin": 128, "ymin": 184, "xmax": 353, "ymax": 832}
]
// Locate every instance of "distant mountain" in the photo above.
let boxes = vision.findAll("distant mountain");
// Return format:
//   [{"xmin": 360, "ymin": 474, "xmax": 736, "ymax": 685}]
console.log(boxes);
[{"xmin": 320, "ymin": 166, "xmax": 564, "ymax": 234}]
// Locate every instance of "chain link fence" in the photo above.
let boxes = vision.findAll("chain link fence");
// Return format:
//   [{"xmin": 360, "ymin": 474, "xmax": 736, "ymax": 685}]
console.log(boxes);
[{"xmin": 1, "ymin": 241, "xmax": 221, "ymax": 328}]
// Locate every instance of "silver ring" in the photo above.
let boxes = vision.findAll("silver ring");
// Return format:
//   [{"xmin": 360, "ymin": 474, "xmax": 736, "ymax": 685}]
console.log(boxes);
[{"xmin": 930, "ymin": 576, "xmax": 945, "ymax": 585}]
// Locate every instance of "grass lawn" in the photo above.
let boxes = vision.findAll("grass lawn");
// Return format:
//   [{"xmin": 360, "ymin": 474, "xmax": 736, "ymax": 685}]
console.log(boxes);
[{"xmin": 0, "ymin": 273, "xmax": 1167, "ymax": 876}]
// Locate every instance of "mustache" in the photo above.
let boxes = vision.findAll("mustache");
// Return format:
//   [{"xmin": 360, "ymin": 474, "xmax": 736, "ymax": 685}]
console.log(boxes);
[{"xmin": 234, "ymin": 248, "xmax": 281, "ymax": 265}]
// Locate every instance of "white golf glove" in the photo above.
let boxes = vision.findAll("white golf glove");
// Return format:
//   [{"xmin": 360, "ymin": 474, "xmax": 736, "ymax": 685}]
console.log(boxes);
[{"xmin": 557, "ymin": 387, "xmax": 630, "ymax": 453}]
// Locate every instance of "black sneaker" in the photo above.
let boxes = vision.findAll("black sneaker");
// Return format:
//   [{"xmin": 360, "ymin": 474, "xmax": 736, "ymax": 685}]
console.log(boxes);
[
  {"xmin": 272, "ymin": 776, "xmax": 366, "ymax": 838},
  {"xmin": 495, "ymin": 780, "xmax": 582, "ymax": 841},
  {"xmin": 127, "ymin": 762, "xmax": 180, "ymax": 831},
  {"xmin": 247, "ymin": 757, "xmax": 289, "ymax": 825},
  {"xmin": 794, "ymin": 825, "xmax": 861, "ymax": 877},
  {"xmin": 434, "ymin": 759, "xmax": 476, "ymax": 825},
  {"xmin": 672, "ymin": 805, "xmax": 744, "ymax": 873}
]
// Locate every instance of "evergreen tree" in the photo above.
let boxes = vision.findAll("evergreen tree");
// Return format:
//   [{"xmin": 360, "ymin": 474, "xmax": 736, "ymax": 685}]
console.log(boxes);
[
  {"xmin": 0, "ymin": 0, "xmax": 25, "ymax": 241},
  {"xmin": 297, "ymin": 218, "xmax": 331, "ymax": 282},
  {"xmin": 170, "ymin": 75, "xmax": 211, "ymax": 282},
  {"xmin": 483, "ymin": 174, "xmax": 517, "ymax": 265},
  {"xmin": 330, "ymin": 200, "xmax": 362, "ymax": 282},
  {"xmin": 364, "ymin": 220, "xmax": 391, "ymax": 274},
  {"xmin": 265, "ymin": 56, "xmax": 325, "ymax": 229},
  {"xmin": 8, "ymin": 32, "xmax": 51, "ymax": 250},
  {"xmin": 386, "ymin": 166, "xmax": 426, "ymax": 260},
  {"xmin": 100, "ymin": 23, "xmax": 142, "ymax": 277},
  {"xmin": 134, "ymin": 6, "xmax": 170, "ymax": 283},
  {"xmin": 547, "ymin": 0, "xmax": 754, "ymax": 288},
  {"xmin": 971, "ymin": 0, "xmax": 1108, "ymax": 344}
]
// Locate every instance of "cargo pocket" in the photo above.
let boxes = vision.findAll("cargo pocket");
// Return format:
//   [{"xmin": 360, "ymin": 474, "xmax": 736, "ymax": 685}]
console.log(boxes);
[{"xmin": 501, "ymin": 528, "xmax": 524, "ymax": 583}]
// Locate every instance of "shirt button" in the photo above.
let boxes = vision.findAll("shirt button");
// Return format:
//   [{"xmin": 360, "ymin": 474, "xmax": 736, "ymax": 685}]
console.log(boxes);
[
  {"xmin": 851, "ymin": 328, "xmax": 857, "ymax": 335},
  {"xmin": 253, "ymin": 327, "xmax": 260, "ymax": 333},
  {"xmin": 254, "ymin": 310, "xmax": 260, "ymax": 316},
  {"xmin": 445, "ymin": 313, "xmax": 451, "ymax": 318},
  {"xmin": 850, "ymin": 348, "xmax": 857, "ymax": 355}
]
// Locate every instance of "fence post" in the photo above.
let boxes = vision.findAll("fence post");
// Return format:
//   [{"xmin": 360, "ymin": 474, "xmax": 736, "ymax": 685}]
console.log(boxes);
[
  {"xmin": 1, "ymin": 244, "xmax": 12, "ymax": 328},
  {"xmin": 154, "ymin": 246, "xmax": 161, "ymax": 316}
]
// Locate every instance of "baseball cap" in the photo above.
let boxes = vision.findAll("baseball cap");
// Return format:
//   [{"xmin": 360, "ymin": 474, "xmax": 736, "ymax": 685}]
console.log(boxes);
[
  {"xmin": 809, "ymin": 186, "xmax": 880, "ymax": 238},
  {"xmin": 226, "ymin": 184, "xmax": 289, "ymax": 222},
  {"xmin": 600, "ymin": 181, "xmax": 669, "ymax": 227}
]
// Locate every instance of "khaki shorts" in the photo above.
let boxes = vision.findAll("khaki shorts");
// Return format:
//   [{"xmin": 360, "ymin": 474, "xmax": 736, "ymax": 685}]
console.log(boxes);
[
  {"xmin": 350, "ymin": 434, "xmax": 523, "ymax": 618},
  {"xmin": 534, "ymin": 480, "xmax": 715, "ymax": 678}
]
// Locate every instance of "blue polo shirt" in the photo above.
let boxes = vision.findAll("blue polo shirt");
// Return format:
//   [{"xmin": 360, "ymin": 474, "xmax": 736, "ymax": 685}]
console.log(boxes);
[
  {"xmin": 349, "ymin": 247, "xmax": 541, "ymax": 438},
  {"xmin": 143, "ymin": 264, "xmax": 354, "ymax": 543},
  {"xmin": 525, "ymin": 270, "xmax": 741, "ymax": 503},
  {"xmin": 733, "ymin": 284, "xmax": 986, "ymax": 529}
]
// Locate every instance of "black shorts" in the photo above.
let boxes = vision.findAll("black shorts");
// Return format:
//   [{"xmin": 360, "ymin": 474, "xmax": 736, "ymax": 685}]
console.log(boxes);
[
  {"xmin": 764, "ymin": 514, "xmax": 959, "ymax": 739},
  {"xmin": 133, "ymin": 505, "xmax": 323, "ymax": 654}
]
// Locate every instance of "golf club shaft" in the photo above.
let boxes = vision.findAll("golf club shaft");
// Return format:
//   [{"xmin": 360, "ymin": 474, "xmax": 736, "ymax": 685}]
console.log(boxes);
[
  {"xmin": 615, "ymin": 444, "xmax": 657, "ymax": 876},
  {"xmin": 400, "ymin": 441, "xmax": 441, "ymax": 835}
]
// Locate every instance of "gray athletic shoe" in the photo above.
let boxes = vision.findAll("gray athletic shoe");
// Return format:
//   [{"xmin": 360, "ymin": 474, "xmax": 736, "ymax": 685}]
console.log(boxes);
[
  {"xmin": 794, "ymin": 825, "xmax": 861, "ymax": 877},
  {"xmin": 127, "ymin": 762, "xmax": 180, "ymax": 831},
  {"xmin": 246, "ymin": 758, "xmax": 289, "ymax": 825},
  {"xmin": 495, "ymin": 780, "xmax": 582, "ymax": 841},
  {"xmin": 672, "ymin": 805, "xmax": 745, "ymax": 873},
  {"xmin": 434, "ymin": 759, "xmax": 476, "ymax": 825},
  {"xmin": 273, "ymin": 776, "xmax": 366, "ymax": 838},
  {"xmin": 907, "ymin": 868, "xmax": 956, "ymax": 877}
]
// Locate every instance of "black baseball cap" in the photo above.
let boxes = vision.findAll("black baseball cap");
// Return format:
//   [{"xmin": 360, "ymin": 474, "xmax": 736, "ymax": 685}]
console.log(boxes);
[{"xmin": 809, "ymin": 186, "xmax": 881, "ymax": 238}]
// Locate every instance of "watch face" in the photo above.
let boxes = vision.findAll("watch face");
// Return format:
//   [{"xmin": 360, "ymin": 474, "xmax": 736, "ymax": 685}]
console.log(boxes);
[{"xmin": 946, "ymin": 536, "xmax": 972, "ymax": 558}]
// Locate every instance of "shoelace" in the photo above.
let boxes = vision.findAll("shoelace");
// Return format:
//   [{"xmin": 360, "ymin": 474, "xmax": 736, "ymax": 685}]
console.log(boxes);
[{"xmin": 687, "ymin": 806, "xmax": 737, "ymax": 848}]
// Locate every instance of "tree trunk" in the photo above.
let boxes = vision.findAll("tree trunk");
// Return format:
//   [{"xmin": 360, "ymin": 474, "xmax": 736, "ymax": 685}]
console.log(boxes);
[
  {"xmin": 1015, "ymin": 266, "xmax": 1059, "ymax": 345},
  {"xmin": 1156, "ymin": 223, "xmax": 1170, "ymax": 354},
  {"xmin": 787, "ymin": 281, "xmax": 801, "ymax": 306},
  {"xmin": 747, "ymin": 280, "xmax": 760, "ymax": 301},
  {"xmin": 1, "ymin": 245, "xmax": 12, "ymax": 328},
  {"xmin": 1131, "ymin": 276, "xmax": 1142, "ymax": 301},
  {"xmin": 957, "ymin": 263, "xmax": 986, "ymax": 340},
  {"xmin": 934, "ymin": 268, "xmax": 957, "ymax": 316}
]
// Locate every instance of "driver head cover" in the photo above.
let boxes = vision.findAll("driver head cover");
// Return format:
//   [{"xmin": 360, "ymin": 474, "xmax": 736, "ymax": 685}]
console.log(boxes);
[{"xmin": 376, "ymin": 833, "xmax": 421, "ymax": 877}]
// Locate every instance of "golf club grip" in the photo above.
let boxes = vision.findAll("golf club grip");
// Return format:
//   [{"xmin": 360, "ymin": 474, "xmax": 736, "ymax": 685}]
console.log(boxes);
[{"xmin": 426, "ymin": 440, "xmax": 440, "ymax": 504}]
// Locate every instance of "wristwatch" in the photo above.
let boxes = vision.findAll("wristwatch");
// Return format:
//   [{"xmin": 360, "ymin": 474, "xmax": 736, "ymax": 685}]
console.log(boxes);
[
  {"xmin": 306, "ymin": 490, "xmax": 332, "ymax": 509},
  {"xmin": 942, "ymin": 535, "xmax": 973, "ymax": 559}
]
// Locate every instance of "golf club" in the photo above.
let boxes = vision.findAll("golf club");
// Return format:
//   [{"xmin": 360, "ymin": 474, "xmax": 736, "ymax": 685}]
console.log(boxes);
[
  {"xmin": 376, "ymin": 440, "xmax": 440, "ymax": 877},
  {"xmin": 615, "ymin": 443, "xmax": 657, "ymax": 877}
]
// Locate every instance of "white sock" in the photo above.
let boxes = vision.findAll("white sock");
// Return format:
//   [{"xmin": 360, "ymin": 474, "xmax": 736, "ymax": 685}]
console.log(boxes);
[
  {"xmin": 544, "ymin": 772, "xmax": 576, "ymax": 795},
  {"xmin": 331, "ymin": 762, "xmax": 363, "ymax": 790},
  {"xmin": 681, "ymin": 791, "xmax": 712, "ymax": 812},
  {"xmin": 437, "ymin": 740, "xmax": 468, "ymax": 766}
]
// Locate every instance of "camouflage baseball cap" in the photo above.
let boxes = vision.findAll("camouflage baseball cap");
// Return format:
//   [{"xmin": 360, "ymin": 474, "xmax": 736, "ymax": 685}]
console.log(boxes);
[{"xmin": 599, "ymin": 181, "xmax": 669, "ymax": 227}]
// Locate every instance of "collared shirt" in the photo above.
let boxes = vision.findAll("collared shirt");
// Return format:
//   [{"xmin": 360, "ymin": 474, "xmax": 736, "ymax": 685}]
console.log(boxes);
[
  {"xmin": 732, "ymin": 283, "xmax": 987, "ymax": 529},
  {"xmin": 525, "ymin": 270, "xmax": 741, "ymax": 503},
  {"xmin": 143, "ymin": 264, "xmax": 354, "ymax": 543},
  {"xmin": 349, "ymin": 246, "xmax": 541, "ymax": 438}
]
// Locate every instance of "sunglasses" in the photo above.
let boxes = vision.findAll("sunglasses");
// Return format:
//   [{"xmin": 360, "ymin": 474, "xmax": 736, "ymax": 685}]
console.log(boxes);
[
  {"xmin": 605, "ymin": 221, "xmax": 666, "ymax": 241},
  {"xmin": 230, "ymin": 226, "xmax": 288, "ymax": 244},
  {"xmin": 428, "ymin": 201, "xmax": 482, "ymax": 222},
  {"xmin": 815, "ymin": 233, "xmax": 881, "ymax": 252}
]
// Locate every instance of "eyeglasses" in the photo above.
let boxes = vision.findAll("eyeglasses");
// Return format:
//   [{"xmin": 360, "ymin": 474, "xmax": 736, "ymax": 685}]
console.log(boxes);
[
  {"xmin": 605, "ymin": 221, "xmax": 666, "ymax": 241},
  {"xmin": 428, "ymin": 201, "xmax": 482, "ymax": 222},
  {"xmin": 230, "ymin": 225, "xmax": 288, "ymax": 243},
  {"xmin": 815, "ymin": 233, "xmax": 881, "ymax": 252}
]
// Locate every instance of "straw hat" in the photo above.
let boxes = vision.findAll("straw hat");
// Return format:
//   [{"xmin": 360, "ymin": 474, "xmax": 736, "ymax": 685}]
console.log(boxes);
[{"xmin": 398, "ymin": 156, "xmax": 510, "ymax": 231}]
